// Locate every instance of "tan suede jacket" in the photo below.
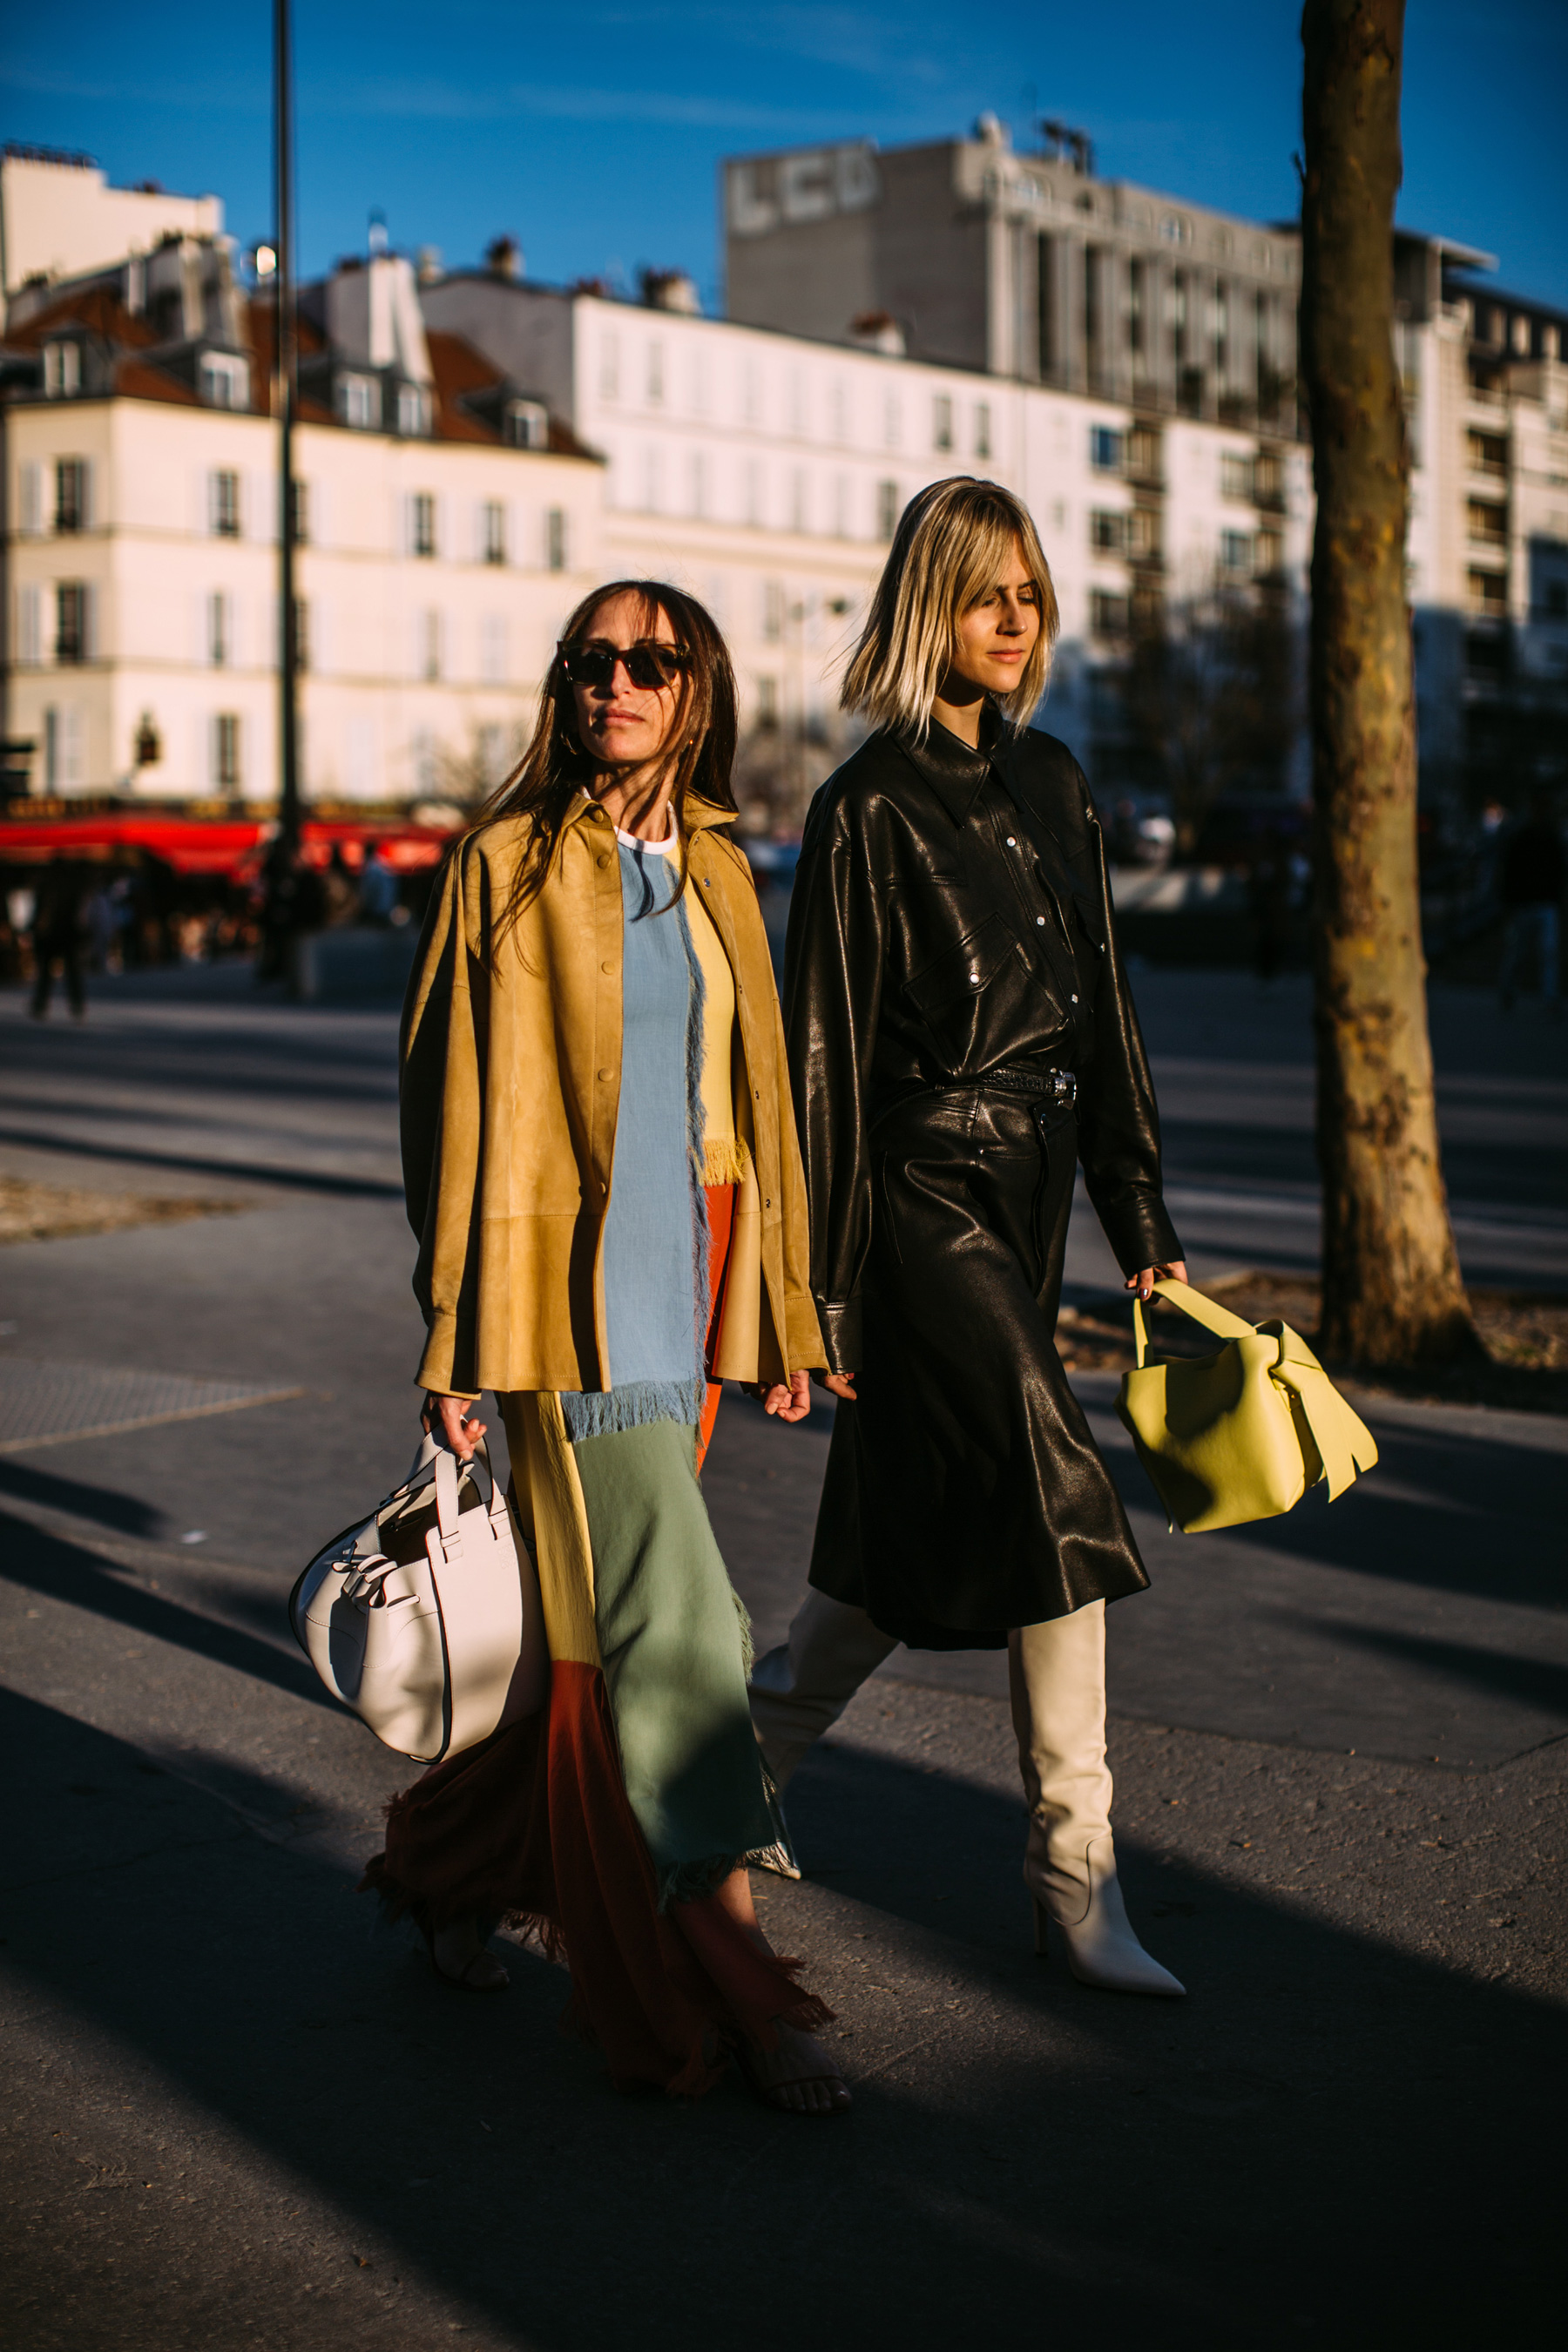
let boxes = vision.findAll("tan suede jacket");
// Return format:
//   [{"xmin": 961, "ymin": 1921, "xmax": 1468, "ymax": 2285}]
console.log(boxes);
[{"xmin": 401, "ymin": 790, "xmax": 826, "ymax": 1399}]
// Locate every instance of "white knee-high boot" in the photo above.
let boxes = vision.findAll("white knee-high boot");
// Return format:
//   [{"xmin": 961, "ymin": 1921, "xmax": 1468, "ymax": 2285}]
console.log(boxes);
[
  {"xmin": 1010, "ymin": 1603, "xmax": 1185, "ymax": 1997},
  {"xmin": 750, "ymin": 1588, "xmax": 900, "ymax": 1794}
]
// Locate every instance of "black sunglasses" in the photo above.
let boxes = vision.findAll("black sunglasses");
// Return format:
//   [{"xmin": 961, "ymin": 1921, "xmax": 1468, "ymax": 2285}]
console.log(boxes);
[{"xmin": 559, "ymin": 639, "xmax": 690, "ymax": 692}]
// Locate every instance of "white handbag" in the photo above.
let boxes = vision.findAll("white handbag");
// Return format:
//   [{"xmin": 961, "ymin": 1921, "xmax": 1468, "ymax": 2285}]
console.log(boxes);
[{"xmin": 288, "ymin": 1434, "xmax": 548, "ymax": 1764}]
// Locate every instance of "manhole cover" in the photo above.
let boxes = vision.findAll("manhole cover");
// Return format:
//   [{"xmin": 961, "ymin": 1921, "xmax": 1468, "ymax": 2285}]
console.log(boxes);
[{"xmin": 0, "ymin": 1357, "xmax": 301, "ymax": 1452}]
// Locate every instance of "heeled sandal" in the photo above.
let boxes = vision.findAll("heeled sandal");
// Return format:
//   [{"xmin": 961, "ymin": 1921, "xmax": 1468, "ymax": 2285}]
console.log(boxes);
[
  {"xmin": 420, "ymin": 1916, "xmax": 510, "ymax": 1993},
  {"xmin": 734, "ymin": 2039, "xmax": 852, "ymax": 2116}
]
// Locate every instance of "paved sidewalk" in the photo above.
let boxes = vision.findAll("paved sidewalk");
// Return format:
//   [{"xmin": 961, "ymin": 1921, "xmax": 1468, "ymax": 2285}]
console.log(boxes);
[{"xmin": 1, "ymin": 967, "xmax": 1563, "ymax": 2349}]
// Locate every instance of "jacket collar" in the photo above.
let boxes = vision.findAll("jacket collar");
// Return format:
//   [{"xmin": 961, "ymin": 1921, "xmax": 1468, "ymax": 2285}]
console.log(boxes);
[
  {"xmin": 567, "ymin": 787, "xmax": 738, "ymax": 836},
  {"xmin": 896, "ymin": 700, "xmax": 1008, "ymax": 827}
]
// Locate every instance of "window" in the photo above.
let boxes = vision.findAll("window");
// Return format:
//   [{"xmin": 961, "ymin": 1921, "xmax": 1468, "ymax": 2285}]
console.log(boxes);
[
  {"xmin": 212, "ymin": 713, "xmax": 241, "ymax": 791},
  {"xmin": 1541, "ymin": 579, "xmax": 1568, "ymax": 621},
  {"xmin": 18, "ymin": 463, "xmax": 43, "ymax": 536},
  {"xmin": 1090, "ymin": 510, "xmax": 1126, "ymax": 553},
  {"xmin": 478, "ymin": 725, "xmax": 509, "ymax": 787},
  {"xmin": 410, "ymin": 494, "xmax": 436, "ymax": 558},
  {"xmin": 975, "ymin": 402, "xmax": 992, "ymax": 461},
  {"xmin": 505, "ymin": 401, "xmax": 548, "ymax": 449},
  {"xmin": 1255, "ymin": 530, "xmax": 1283, "ymax": 577},
  {"xmin": 1090, "ymin": 427, "xmax": 1124, "ymax": 472},
  {"xmin": 55, "ymin": 459, "xmax": 88, "ymax": 533},
  {"xmin": 875, "ymin": 478, "xmax": 899, "ymax": 540},
  {"xmin": 337, "ymin": 374, "xmax": 380, "ymax": 429},
  {"xmin": 1220, "ymin": 530, "xmax": 1254, "ymax": 574},
  {"xmin": 687, "ymin": 449, "xmax": 708, "ymax": 519},
  {"xmin": 744, "ymin": 459, "xmax": 763, "ymax": 528},
  {"xmin": 882, "ymin": 392, "xmax": 902, "ymax": 449},
  {"xmin": 646, "ymin": 340, "xmax": 665, "ymax": 404},
  {"xmin": 1127, "ymin": 508, "xmax": 1158, "ymax": 559},
  {"xmin": 16, "ymin": 584, "xmax": 42, "ymax": 666},
  {"xmin": 397, "ymin": 383, "xmax": 431, "ymax": 437},
  {"xmin": 290, "ymin": 478, "xmax": 309, "ymax": 544},
  {"xmin": 932, "ymin": 395, "xmax": 954, "ymax": 453},
  {"xmin": 292, "ymin": 597, "xmax": 309, "ymax": 673},
  {"xmin": 210, "ymin": 470, "xmax": 240, "ymax": 538},
  {"xmin": 483, "ymin": 501, "xmax": 506, "ymax": 564},
  {"xmin": 1468, "ymin": 568, "xmax": 1507, "ymax": 614},
  {"xmin": 55, "ymin": 581, "xmax": 91, "ymax": 664},
  {"xmin": 43, "ymin": 341, "xmax": 81, "ymax": 397},
  {"xmin": 1128, "ymin": 260, "xmax": 1146, "ymax": 367},
  {"xmin": 1254, "ymin": 453, "xmax": 1284, "ymax": 506},
  {"xmin": 599, "ymin": 333, "xmax": 620, "ymax": 401},
  {"xmin": 1221, "ymin": 453, "xmax": 1254, "ymax": 502},
  {"xmin": 1467, "ymin": 499, "xmax": 1507, "ymax": 547},
  {"xmin": 1468, "ymin": 430, "xmax": 1508, "ymax": 477},
  {"xmin": 207, "ymin": 591, "xmax": 230, "ymax": 668},
  {"xmin": 1159, "ymin": 213, "xmax": 1191, "ymax": 245},
  {"xmin": 420, "ymin": 609, "xmax": 443, "ymax": 679},
  {"xmin": 44, "ymin": 704, "xmax": 85, "ymax": 789},
  {"xmin": 480, "ymin": 613, "xmax": 508, "ymax": 685},
  {"xmin": 200, "ymin": 353, "xmax": 248, "ymax": 409},
  {"xmin": 790, "ymin": 468, "xmax": 808, "ymax": 533},
  {"xmin": 1127, "ymin": 427, "xmax": 1159, "ymax": 483},
  {"xmin": 545, "ymin": 508, "xmax": 567, "ymax": 572},
  {"xmin": 1090, "ymin": 590, "xmax": 1129, "ymax": 638},
  {"xmin": 762, "ymin": 579, "xmax": 785, "ymax": 643},
  {"xmin": 756, "ymin": 676, "xmax": 779, "ymax": 730}
]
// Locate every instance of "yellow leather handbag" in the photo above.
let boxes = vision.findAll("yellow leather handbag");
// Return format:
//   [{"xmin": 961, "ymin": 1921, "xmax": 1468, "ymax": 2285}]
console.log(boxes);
[{"xmin": 1115, "ymin": 1278, "xmax": 1378, "ymax": 1534}]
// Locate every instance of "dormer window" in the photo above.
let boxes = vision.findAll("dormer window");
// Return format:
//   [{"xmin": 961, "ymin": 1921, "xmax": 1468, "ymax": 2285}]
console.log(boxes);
[
  {"xmin": 43, "ymin": 341, "xmax": 82, "ymax": 397},
  {"xmin": 397, "ymin": 383, "xmax": 431, "ymax": 436},
  {"xmin": 337, "ymin": 373, "xmax": 380, "ymax": 429},
  {"xmin": 505, "ymin": 400, "xmax": 548, "ymax": 449},
  {"xmin": 199, "ymin": 352, "xmax": 249, "ymax": 409}
]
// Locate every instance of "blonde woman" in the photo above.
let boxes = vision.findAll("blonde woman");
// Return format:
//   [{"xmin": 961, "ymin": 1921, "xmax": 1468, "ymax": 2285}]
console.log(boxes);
[
  {"xmin": 751, "ymin": 480, "xmax": 1188, "ymax": 1996},
  {"xmin": 365, "ymin": 580, "xmax": 849, "ymax": 2113}
]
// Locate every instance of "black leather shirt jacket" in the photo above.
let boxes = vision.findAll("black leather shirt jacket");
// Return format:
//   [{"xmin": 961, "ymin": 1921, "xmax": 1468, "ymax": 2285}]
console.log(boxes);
[{"xmin": 784, "ymin": 709, "xmax": 1182, "ymax": 1379}]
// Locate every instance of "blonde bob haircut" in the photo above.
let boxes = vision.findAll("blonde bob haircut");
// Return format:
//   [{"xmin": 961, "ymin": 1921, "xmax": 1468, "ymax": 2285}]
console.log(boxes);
[{"xmin": 841, "ymin": 476, "xmax": 1058, "ymax": 740}]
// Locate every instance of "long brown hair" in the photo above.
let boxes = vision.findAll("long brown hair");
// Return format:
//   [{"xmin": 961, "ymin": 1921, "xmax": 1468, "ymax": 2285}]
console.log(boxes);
[{"xmin": 471, "ymin": 578, "xmax": 738, "ymax": 939}]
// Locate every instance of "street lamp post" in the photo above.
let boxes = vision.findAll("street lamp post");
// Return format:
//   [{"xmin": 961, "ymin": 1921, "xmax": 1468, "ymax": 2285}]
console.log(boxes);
[{"xmin": 274, "ymin": 0, "xmax": 300, "ymax": 853}]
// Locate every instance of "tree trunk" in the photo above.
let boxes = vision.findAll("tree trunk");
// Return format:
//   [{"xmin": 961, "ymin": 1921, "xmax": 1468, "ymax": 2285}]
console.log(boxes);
[{"xmin": 1300, "ymin": 0, "xmax": 1476, "ymax": 1366}]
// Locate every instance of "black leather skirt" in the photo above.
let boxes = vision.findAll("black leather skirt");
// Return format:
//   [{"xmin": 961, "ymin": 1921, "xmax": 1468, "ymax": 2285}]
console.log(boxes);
[{"xmin": 808, "ymin": 1085, "xmax": 1150, "ymax": 1649}]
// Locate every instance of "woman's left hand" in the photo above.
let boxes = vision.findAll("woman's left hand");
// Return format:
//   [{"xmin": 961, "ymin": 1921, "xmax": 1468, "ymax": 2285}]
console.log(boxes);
[
  {"xmin": 1127, "ymin": 1260, "xmax": 1188, "ymax": 1302},
  {"xmin": 753, "ymin": 1370, "xmax": 812, "ymax": 1423}
]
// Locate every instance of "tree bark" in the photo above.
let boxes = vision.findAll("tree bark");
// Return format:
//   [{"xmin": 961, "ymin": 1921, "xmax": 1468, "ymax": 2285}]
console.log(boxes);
[{"xmin": 1300, "ymin": 0, "xmax": 1476, "ymax": 1366}]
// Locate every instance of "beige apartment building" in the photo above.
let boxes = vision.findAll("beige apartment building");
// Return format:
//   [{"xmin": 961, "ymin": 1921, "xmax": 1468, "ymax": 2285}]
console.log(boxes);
[{"xmin": 2, "ymin": 179, "xmax": 602, "ymax": 804}]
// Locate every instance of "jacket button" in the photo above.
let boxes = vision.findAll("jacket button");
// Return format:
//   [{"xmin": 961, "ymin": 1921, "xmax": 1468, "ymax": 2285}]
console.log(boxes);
[
  {"xmin": 601, "ymin": 960, "xmax": 614, "ymax": 974},
  {"xmin": 1006, "ymin": 835, "xmax": 1017, "ymax": 847},
  {"xmin": 1035, "ymin": 916, "xmax": 1045, "ymax": 927},
  {"xmin": 1071, "ymin": 993, "xmax": 1079, "ymax": 1004},
  {"xmin": 598, "ymin": 1067, "xmax": 613, "ymax": 1081},
  {"xmin": 597, "ymin": 854, "xmax": 610, "ymax": 869}
]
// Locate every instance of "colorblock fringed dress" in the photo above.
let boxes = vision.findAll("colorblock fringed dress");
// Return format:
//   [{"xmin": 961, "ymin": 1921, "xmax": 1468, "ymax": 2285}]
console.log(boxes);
[{"xmin": 363, "ymin": 824, "xmax": 829, "ymax": 2097}]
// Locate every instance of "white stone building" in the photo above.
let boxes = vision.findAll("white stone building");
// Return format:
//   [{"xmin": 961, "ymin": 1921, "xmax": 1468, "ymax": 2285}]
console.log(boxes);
[{"xmin": 3, "ymin": 228, "xmax": 603, "ymax": 803}]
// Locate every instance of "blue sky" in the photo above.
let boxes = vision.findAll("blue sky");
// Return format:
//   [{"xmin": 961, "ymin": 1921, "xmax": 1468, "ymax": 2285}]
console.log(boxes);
[{"xmin": 5, "ymin": 2, "xmax": 1565, "ymax": 310}]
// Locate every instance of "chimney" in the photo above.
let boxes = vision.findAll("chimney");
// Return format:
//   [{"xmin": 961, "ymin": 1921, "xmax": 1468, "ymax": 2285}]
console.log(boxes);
[
  {"xmin": 849, "ymin": 310, "xmax": 905, "ymax": 358},
  {"xmin": 485, "ymin": 235, "xmax": 522, "ymax": 281},
  {"xmin": 640, "ymin": 267, "xmax": 700, "ymax": 315}
]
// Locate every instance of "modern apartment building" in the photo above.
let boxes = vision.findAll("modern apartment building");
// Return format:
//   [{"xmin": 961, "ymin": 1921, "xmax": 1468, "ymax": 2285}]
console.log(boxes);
[
  {"xmin": 2, "ymin": 206, "xmax": 602, "ymax": 803},
  {"xmin": 424, "ymin": 230, "xmax": 1311, "ymax": 814}
]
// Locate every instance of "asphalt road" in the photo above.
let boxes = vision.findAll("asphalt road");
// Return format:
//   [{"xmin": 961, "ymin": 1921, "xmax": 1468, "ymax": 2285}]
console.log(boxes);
[{"xmin": 1, "ymin": 962, "xmax": 1564, "ymax": 2350}]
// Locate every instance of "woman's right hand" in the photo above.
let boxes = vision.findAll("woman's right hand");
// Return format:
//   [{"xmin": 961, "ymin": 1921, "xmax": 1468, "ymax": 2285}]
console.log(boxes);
[{"xmin": 422, "ymin": 1393, "xmax": 487, "ymax": 1460}]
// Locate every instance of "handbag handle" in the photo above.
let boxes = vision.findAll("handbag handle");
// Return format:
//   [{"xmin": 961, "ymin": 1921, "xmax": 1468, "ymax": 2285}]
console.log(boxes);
[{"xmin": 1131, "ymin": 1277, "xmax": 1257, "ymax": 1369}]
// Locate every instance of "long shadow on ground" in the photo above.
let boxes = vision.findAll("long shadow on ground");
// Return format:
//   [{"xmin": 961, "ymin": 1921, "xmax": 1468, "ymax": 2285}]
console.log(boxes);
[{"xmin": 2, "ymin": 1686, "xmax": 1559, "ymax": 2352}]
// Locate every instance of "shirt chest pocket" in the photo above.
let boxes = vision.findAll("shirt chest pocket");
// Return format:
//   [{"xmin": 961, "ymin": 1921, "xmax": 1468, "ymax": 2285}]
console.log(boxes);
[{"xmin": 903, "ymin": 912, "xmax": 1055, "ymax": 1062}]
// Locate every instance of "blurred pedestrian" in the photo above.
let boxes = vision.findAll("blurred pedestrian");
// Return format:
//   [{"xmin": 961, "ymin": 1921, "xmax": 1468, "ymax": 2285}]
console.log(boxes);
[
  {"xmin": 357, "ymin": 844, "xmax": 401, "ymax": 926},
  {"xmin": 1498, "ymin": 791, "xmax": 1564, "ymax": 1011},
  {"xmin": 363, "ymin": 580, "xmax": 846, "ymax": 2112},
  {"xmin": 29, "ymin": 862, "xmax": 89, "ymax": 1019},
  {"xmin": 752, "ymin": 478, "xmax": 1186, "ymax": 1997},
  {"xmin": 1249, "ymin": 834, "xmax": 1291, "ymax": 989}
]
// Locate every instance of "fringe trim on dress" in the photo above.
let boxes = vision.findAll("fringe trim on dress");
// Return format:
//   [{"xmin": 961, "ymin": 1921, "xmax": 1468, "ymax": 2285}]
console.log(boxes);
[{"xmin": 702, "ymin": 1133, "xmax": 753, "ymax": 1186}]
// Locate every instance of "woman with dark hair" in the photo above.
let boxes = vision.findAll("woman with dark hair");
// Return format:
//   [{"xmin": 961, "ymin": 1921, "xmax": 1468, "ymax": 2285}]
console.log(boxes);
[
  {"xmin": 751, "ymin": 481, "xmax": 1187, "ymax": 1996},
  {"xmin": 364, "ymin": 580, "xmax": 848, "ymax": 2112}
]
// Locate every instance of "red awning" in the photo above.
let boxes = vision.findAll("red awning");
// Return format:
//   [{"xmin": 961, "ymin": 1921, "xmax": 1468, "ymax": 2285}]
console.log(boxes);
[{"xmin": 0, "ymin": 814, "xmax": 456, "ymax": 877}]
